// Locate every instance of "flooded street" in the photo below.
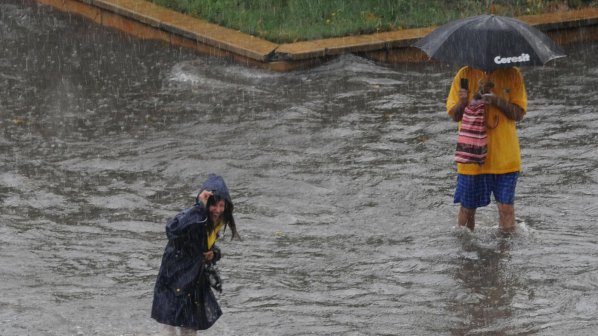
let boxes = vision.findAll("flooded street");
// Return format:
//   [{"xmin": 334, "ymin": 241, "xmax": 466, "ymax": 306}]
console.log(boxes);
[{"xmin": 1, "ymin": 1, "xmax": 597, "ymax": 335}]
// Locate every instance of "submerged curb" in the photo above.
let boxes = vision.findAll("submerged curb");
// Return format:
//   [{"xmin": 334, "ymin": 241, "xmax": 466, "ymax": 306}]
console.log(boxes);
[{"xmin": 36, "ymin": 0, "xmax": 598, "ymax": 72}]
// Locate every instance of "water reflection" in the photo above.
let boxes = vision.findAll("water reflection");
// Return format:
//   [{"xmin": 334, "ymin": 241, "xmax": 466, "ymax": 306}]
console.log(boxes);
[
  {"xmin": 1, "ymin": 1, "xmax": 598, "ymax": 335},
  {"xmin": 451, "ymin": 234, "xmax": 518, "ymax": 335}
]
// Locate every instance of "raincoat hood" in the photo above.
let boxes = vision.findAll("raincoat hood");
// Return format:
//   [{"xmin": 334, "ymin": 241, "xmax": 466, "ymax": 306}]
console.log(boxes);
[{"xmin": 199, "ymin": 174, "xmax": 232, "ymax": 203}]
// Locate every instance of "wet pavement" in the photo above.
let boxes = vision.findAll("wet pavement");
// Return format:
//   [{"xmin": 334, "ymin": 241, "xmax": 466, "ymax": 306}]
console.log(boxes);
[{"xmin": 1, "ymin": 1, "xmax": 598, "ymax": 335}]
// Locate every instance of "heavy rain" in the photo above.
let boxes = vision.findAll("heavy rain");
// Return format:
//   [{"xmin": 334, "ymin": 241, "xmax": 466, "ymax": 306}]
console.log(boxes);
[{"xmin": 1, "ymin": 0, "xmax": 597, "ymax": 335}]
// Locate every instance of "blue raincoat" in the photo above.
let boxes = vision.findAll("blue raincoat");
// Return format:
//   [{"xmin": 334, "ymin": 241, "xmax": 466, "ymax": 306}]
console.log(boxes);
[{"xmin": 151, "ymin": 174, "xmax": 231, "ymax": 330}]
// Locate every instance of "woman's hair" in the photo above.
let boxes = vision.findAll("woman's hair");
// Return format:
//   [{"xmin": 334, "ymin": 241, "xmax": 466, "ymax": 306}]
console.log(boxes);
[{"xmin": 205, "ymin": 194, "xmax": 240, "ymax": 241}]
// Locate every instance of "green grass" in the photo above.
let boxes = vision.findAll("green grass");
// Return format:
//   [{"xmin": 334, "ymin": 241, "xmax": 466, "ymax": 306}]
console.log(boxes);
[{"xmin": 149, "ymin": 0, "xmax": 598, "ymax": 43}]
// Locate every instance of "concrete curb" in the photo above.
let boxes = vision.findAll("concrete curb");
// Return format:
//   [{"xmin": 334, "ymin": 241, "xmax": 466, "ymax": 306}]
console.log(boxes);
[{"xmin": 36, "ymin": 0, "xmax": 598, "ymax": 72}]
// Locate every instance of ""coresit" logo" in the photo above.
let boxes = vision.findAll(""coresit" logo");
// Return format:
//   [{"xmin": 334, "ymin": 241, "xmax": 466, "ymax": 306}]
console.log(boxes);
[{"xmin": 494, "ymin": 53, "xmax": 531, "ymax": 65}]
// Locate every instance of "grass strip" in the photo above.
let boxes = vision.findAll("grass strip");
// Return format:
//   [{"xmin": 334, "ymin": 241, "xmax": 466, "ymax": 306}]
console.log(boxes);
[{"xmin": 149, "ymin": 0, "xmax": 598, "ymax": 43}]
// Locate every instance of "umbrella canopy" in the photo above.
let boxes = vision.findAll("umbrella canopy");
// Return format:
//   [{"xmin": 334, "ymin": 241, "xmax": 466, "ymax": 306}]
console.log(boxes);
[{"xmin": 413, "ymin": 14, "xmax": 566, "ymax": 72}]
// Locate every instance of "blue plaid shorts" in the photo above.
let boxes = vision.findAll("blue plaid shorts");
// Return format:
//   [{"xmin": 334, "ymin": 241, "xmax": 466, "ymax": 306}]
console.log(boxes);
[{"xmin": 453, "ymin": 172, "xmax": 519, "ymax": 209}]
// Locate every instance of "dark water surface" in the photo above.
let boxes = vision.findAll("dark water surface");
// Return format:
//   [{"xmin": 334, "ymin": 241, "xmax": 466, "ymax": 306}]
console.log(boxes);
[{"xmin": 1, "ymin": 1, "xmax": 597, "ymax": 335}]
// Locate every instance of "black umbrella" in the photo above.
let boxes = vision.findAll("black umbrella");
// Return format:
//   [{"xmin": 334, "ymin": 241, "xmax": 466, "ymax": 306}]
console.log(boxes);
[{"xmin": 413, "ymin": 14, "xmax": 566, "ymax": 72}]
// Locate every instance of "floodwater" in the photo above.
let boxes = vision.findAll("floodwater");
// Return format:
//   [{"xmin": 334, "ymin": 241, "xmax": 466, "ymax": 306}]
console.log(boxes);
[{"xmin": 1, "ymin": 1, "xmax": 597, "ymax": 335}]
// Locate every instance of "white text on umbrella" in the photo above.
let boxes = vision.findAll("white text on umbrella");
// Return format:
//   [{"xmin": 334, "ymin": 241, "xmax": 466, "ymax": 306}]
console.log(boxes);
[{"xmin": 494, "ymin": 53, "xmax": 531, "ymax": 65}]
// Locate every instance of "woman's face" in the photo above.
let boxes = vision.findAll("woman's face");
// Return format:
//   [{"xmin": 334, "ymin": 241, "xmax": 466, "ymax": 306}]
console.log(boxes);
[{"xmin": 208, "ymin": 199, "xmax": 226, "ymax": 223}]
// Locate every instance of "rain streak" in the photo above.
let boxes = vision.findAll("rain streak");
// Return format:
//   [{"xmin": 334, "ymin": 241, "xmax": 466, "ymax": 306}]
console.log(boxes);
[{"xmin": 1, "ymin": 1, "xmax": 598, "ymax": 335}]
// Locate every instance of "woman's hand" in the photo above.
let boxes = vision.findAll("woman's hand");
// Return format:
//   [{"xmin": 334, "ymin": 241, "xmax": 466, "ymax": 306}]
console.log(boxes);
[
  {"xmin": 203, "ymin": 250, "xmax": 214, "ymax": 261},
  {"xmin": 197, "ymin": 190, "xmax": 213, "ymax": 207}
]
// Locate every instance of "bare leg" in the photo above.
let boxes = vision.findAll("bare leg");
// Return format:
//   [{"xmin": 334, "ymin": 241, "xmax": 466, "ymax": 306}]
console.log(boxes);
[
  {"xmin": 458, "ymin": 207, "xmax": 476, "ymax": 231},
  {"xmin": 179, "ymin": 328, "xmax": 198, "ymax": 336},
  {"xmin": 497, "ymin": 202, "xmax": 515, "ymax": 233},
  {"xmin": 159, "ymin": 324, "xmax": 177, "ymax": 336}
]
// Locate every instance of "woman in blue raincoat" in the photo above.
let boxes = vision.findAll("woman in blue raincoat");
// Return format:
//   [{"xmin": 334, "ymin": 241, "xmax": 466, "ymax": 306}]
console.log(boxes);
[{"xmin": 152, "ymin": 174, "xmax": 239, "ymax": 335}]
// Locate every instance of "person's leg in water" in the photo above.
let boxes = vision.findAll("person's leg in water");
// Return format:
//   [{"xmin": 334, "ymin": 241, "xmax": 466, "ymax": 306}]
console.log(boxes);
[
  {"xmin": 179, "ymin": 327, "xmax": 197, "ymax": 336},
  {"xmin": 159, "ymin": 325, "xmax": 197, "ymax": 336},
  {"xmin": 454, "ymin": 174, "xmax": 487, "ymax": 231},
  {"xmin": 159, "ymin": 324, "xmax": 177, "ymax": 336},
  {"xmin": 458, "ymin": 206, "xmax": 476, "ymax": 230},
  {"xmin": 497, "ymin": 202, "xmax": 515, "ymax": 233},
  {"xmin": 494, "ymin": 173, "xmax": 518, "ymax": 233}
]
